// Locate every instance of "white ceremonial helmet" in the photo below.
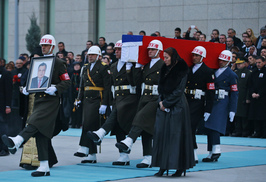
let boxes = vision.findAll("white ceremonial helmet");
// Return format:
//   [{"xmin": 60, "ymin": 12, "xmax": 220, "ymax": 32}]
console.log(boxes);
[
  {"xmin": 39, "ymin": 34, "xmax": 56, "ymax": 53},
  {"xmin": 39, "ymin": 34, "xmax": 56, "ymax": 46},
  {"xmin": 114, "ymin": 40, "xmax": 122, "ymax": 48},
  {"xmin": 87, "ymin": 45, "xmax": 102, "ymax": 61},
  {"xmin": 147, "ymin": 39, "xmax": 163, "ymax": 51},
  {"xmin": 218, "ymin": 50, "xmax": 232, "ymax": 62},
  {"xmin": 192, "ymin": 46, "xmax": 206, "ymax": 63},
  {"xmin": 192, "ymin": 46, "xmax": 206, "ymax": 58},
  {"xmin": 147, "ymin": 40, "xmax": 163, "ymax": 58},
  {"xmin": 87, "ymin": 46, "xmax": 102, "ymax": 56},
  {"xmin": 218, "ymin": 50, "xmax": 232, "ymax": 67}
]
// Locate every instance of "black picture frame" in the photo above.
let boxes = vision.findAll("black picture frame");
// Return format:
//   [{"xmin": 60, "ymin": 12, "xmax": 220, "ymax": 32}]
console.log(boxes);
[{"xmin": 26, "ymin": 56, "xmax": 55, "ymax": 93}]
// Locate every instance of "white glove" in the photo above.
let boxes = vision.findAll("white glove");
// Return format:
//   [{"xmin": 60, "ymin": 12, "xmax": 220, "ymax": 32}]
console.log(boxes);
[
  {"xmin": 126, "ymin": 62, "xmax": 133, "ymax": 70},
  {"xmin": 22, "ymin": 87, "xmax": 29, "ymax": 96},
  {"xmin": 44, "ymin": 86, "xmax": 57, "ymax": 96},
  {"xmin": 135, "ymin": 63, "xmax": 143, "ymax": 68},
  {"xmin": 99, "ymin": 105, "xmax": 107, "ymax": 114},
  {"xmin": 229, "ymin": 112, "xmax": 235, "ymax": 122},
  {"xmin": 204, "ymin": 112, "xmax": 210, "ymax": 122},
  {"xmin": 110, "ymin": 105, "xmax": 112, "ymax": 111},
  {"xmin": 74, "ymin": 100, "xmax": 81, "ymax": 107}
]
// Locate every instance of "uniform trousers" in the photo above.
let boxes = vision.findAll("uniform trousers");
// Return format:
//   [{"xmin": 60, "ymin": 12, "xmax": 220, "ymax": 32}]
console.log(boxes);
[
  {"xmin": 19, "ymin": 124, "xmax": 50, "ymax": 161},
  {"xmin": 189, "ymin": 108, "xmax": 204, "ymax": 149},
  {"xmin": 102, "ymin": 108, "xmax": 127, "ymax": 153},
  {"xmin": 206, "ymin": 128, "xmax": 220, "ymax": 152},
  {"xmin": 79, "ymin": 98, "xmax": 101, "ymax": 154},
  {"xmin": 127, "ymin": 125, "xmax": 153, "ymax": 156}
]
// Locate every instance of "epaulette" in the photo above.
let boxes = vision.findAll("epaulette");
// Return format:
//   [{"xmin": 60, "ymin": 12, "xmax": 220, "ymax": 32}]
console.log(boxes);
[
  {"xmin": 101, "ymin": 62, "xmax": 107, "ymax": 66},
  {"xmin": 84, "ymin": 63, "xmax": 89, "ymax": 66}
]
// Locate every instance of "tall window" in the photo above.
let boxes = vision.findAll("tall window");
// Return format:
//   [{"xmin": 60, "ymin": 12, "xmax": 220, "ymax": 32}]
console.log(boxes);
[{"xmin": 0, "ymin": 0, "xmax": 8, "ymax": 59}]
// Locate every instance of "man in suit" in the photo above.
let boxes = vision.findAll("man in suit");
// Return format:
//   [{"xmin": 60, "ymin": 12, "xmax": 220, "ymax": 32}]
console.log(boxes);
[
  {"xmin": 115, "ymin": 40, "xmax": 165, "ymax": 168},
  {"xmin": 248, "ymin": 56, "xmax": 266, "ymax": 138},
  {"xmin": 31, "ymin": 63, "xmax": 48, "ymax": 89},
  {"xmin": 185, "ymin": 46, "xmax": 215, "ymax": 163},
  {"xmin": 0, "ymin": 65, "xmax": 13, "ymax": 156},
  {"xmin": 2, "ymin": 34, "xmax": 71, "ymax": 177},
  {"xmin": 227, "ymin": 28, "xmax": 243, "ymax": 50},
  {"xmin": 203, "ymin": 50, "xmax": 238, "ymax": 162},
  {"xmin": 87, "ymin": 40, "xmax": 139, "ymax": 166}
]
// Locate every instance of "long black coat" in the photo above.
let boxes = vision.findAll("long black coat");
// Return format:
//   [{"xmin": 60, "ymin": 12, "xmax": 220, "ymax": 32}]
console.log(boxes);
[
  {"xmin": 235, "ymin": 67, "xmax": 252, "ymax": 117},
  {"xmin": 248, "ymin": 66, "xmax": 266, "ymax": 120},
  {"xmin": 132, "ymin": 59, "xmax": 164, "ymax": 135},
  {"xmin": 152, "ymin": 59, "xmax": 195, "ymax": 170},
  {"xmin": 0, "ymin": 67, "xmax": 13, "ymax": 116},
  {"xmin": 79, "ymin": 60, "xmax": 111, "ymax": 132}
]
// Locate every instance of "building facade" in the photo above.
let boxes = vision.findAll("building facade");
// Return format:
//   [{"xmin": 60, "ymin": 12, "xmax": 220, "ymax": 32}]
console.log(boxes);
[{"xmin": 0, "ymin": 0, "xmax": 265, "ymax": 62}]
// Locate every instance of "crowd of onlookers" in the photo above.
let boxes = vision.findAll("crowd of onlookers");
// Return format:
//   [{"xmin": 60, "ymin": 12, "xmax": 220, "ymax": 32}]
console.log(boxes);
[{"xmin": 0, "ymin": 24, "xmax": 265, "ymax": 145}]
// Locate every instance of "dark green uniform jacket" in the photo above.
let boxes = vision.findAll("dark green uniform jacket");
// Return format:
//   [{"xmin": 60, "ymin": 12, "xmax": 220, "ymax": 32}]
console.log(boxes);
[
  {"xmin": 79, "ymin": 60, "xmax": 111, "ymax": 133},
  {"xmin": 132, "ymin": 59, "xmax": 164, "ymax": 135},
  {"xmin": 28, "ymin": 57, "xmax": 71, "ymax": 138},
  {"xmin": 110, "ymin": 61, "xmax": 139, "ymax": 133}
]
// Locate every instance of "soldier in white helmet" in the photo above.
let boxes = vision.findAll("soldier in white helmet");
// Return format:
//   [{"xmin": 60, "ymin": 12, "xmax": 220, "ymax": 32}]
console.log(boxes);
[
  {"xmin": 185, "ymin": 46, "xmax": 215, "ymax": 163},
  {"xmin": 73, "ymin": 46, "xmax": 111, "ymax": 164},
  {"xmin": 203, "ymin": 50, "xmax": 238, "ymax": 162},
  {"xmin": 87, "ymin": 40, "xmax": 139, "ymax": 166},
  {"xmin": 2, "ymin": 34, "xmax": 71, "ymax": 177},
  {"xmin": 115, "ymin": 40, "xmax": 165, "ymax": 168}
]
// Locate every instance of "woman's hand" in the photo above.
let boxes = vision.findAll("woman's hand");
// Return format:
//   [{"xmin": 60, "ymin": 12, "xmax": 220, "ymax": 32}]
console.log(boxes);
[{"xmin": 159, "ymin": 101, "xmax": 166, "ymax": 111}]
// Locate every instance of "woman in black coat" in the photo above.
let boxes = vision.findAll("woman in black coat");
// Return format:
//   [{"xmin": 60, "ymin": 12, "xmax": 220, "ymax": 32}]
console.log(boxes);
[{"xmin": 152, "ymin": 47, "xmax": 195, "ymax": 177}]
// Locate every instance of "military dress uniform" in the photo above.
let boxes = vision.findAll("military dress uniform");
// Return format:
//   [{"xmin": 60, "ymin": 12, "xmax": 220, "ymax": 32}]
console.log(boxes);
[
  {"xmin": 234, "ymin": 66, "xmax": 252, "ymax": 137},
  {"xmin": 185, "ymin": 62, "xmax": 215, "ymax": 150},
  {"xmin": 78, "ymin": 60, "xmax": 111, "ymax": 155},
  {"xmin": 16, "ymin": 57, "xmax": 71, "ymax": 161},
  {"xmin": 126, "ymin": 59, "xmax": 164, "ymax": 158},
  {"xmin": 248, "ymin": 66, "xmax": 266, "ymax": 138},
  {"xmin": 102, "ymin": 61, "xmax": 138, "ymax": 140},
  {"xmin": 205, "ymin": 67, "xmax": 238, "ymax": 154}
]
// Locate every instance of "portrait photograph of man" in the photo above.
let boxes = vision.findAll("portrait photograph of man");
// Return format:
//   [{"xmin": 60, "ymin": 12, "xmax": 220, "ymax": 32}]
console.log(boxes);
[{"xmin": 30, "ymin": 62, "xmax": 49, "ymax": 89}]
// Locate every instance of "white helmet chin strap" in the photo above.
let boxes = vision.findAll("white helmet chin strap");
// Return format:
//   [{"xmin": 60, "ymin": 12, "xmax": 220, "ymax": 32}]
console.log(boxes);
[
  {"xmin": 153, "ymin": 50, "xmax": 160, "ymax": 58},
  {"xmin": 198, "ymin": 56, "xmax": 204, "ymax": 63},
  {"xmin": 96, "ymin": 55, "xmax": 99, "ymax": 61},
  {"xmin": 48, "ymin": 45, "xmax": 54, "ymax": 54},
  {"xmin": 223, "ymin": 61, "xmax": 230, "ymax": 68}
]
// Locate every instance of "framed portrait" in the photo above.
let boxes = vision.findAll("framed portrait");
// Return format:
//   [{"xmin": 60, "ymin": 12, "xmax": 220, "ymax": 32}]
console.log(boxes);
[{"xmin": 26, "ymin": 56, "xmax": 55, "ymax": 93}]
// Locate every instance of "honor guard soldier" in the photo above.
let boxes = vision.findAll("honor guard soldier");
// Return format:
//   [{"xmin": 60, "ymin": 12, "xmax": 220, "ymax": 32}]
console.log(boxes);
[
  {"xmin": 87, "ymin": 40, "xmax": 139, "ymax": 165},
  {"xmin": 185, "ymin": 46, "xmax": 215, "ymax": 163},
  {"xmin": 248, "ymin": 56, "xmax": 266, "ymax": 138},
  {"xmin": 2, "ymin": 34, "xmax": 71, "ymax": 177},
  {"xmin": 115, "ymin": 40, "xmax": 165, "ymax": 168},
  {"xmin": 203, "ymin": 50, "xmax": 238, "ymax": 162},
  {"xmin": 74, "ymin": 46, "xmax": 111, "ymax": 163},
  {"xmin": 232, "ymin": 57, "xmax": 252, "ymax": 137}
]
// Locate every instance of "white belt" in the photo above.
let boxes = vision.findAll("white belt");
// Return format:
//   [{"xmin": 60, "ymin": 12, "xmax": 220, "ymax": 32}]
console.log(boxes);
[
  {"xmin": 184, "ymin": 88, "xmax": 205, "ymax": 96},
  {"xmin": 141, "ymin": 83, "xmax": 159, "ymax": 96},
  {"xmin": 215, "ymin": 89, "xmax": 228, "ymax": 99},
  {"xmin": 215, "ymin": 89, "xmax": 228, "ymax": 95},
  {"xmin": 111, "ymin": 85, "xmax": 136, "ymax": 98},
  {"xmin": 114, "ymin": 85, "xmax": 133, "ymax": 91}
]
